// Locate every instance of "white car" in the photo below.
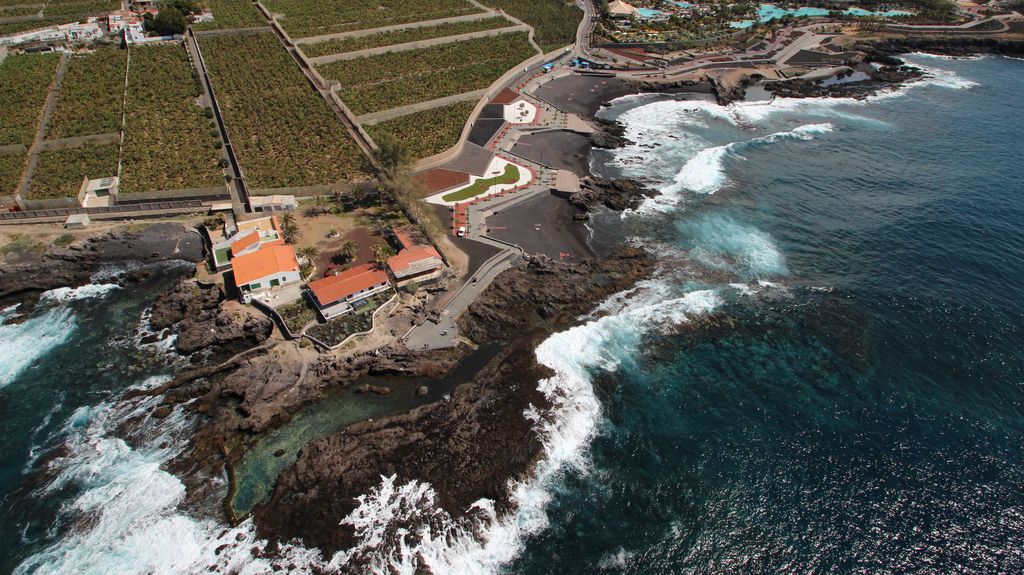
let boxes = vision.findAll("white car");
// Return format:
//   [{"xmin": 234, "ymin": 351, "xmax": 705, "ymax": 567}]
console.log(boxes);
[{"xmin": 457, "ymin": 226, "xmax": 466, "ymax": 237}]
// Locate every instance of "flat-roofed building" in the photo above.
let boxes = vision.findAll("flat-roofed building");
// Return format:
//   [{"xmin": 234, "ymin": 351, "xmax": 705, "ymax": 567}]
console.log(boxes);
[
  {"xmin": 208, "ymin": 215, "xmax": 284, "ymax": 270},
  {"xmin": 307, "ymin": 263, "xmax": 391, "ymax": 320},
  {"xmin": 250, "ymin": 194, "xmax": 297, "ymax": 212}
]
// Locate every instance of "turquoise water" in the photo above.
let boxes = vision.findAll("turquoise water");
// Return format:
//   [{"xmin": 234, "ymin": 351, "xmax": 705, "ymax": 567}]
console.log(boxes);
[
  {"xmin": 3, "ymin": 55, "xmax": 1024, "ymax": 575},
  {"xmin": 637, "ymin": 7, "xmax": 662, "ymax": 18},
  {"xmin": 732, "ymin": 3, "xmax": 913, "ymax": 27},
  {"xmin": 506, "ymin": 55, "xmax": 1024, "ymax": 573}
]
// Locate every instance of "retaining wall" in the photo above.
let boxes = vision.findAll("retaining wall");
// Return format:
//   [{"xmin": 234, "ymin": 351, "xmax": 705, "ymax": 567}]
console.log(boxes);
[{"xmin": 413, "ymin": 44, "xmax": 571, "ymax": 172}]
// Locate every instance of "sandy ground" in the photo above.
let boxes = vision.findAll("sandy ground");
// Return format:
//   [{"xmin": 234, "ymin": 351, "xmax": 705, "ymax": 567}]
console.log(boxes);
[
  {"xmin": 533, "ymin": 75, "xmax": 639, "ymax": 118},
  {"xmin": 512, "ymin": 131, "xmax": 593, "ymax": 177},
  {"xmin": 487, "ymin": 192, "xmax": 594, "ymax": 261}
]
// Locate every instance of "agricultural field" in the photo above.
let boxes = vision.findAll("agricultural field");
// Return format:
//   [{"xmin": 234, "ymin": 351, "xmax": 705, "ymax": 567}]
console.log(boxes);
[
  {"xmin": 0, "ymin": 6, "xmax": 41, "ymax": 17},
  {"xmin": 200, "ymin": 31, "xmax": 370, "ymax": 189},
  {"xmin": 0, "ymin": 153, "xmax": 26, "ymax": 197},
  {"xmin": 43, "ymin": 0, "xmax": 118, "ymax": 19},
  {"xmin": 0, "ymin": 52, "xmax": 60, "ymax": 146},
  {"xmin": 0, "ymin": 0, "xmax": 119, "ymax": 36},
  {"xmin": 120, "ymin": 43, "xmax": 222, "ymax": 193},
  {"xmin": 193, "ymin": 0, "xmax": 266, "ymax": 31},
  {"xmin": 26, "ymin": 143, "xmax": 117, "ymax": 199},
  {"xmin": 262, "ymin": 0, "xmax": 481, "ymax": 38},
  {"xmin": 478, "ymin": 0, "xmax": 582, "ymax": 52},
  {"xmin": 366, "ymin": 100, "xmax": 474, "ymax": 161},
  {"xmin": 300, "ymin": 16, "xmax": 515, "ymax": 58},
  {"xmin": 322, "ymin": 32, "xmax": 537, "ymax": 115},
  {"xmin": 47, "ymin": 47, "xmax": 126, "ymax": 140}
]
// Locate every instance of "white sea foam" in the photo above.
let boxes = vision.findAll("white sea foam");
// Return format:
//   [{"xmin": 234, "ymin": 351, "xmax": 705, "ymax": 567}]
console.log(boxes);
[
  {"xmin": 13, "ymin": 383, "xmax": 284, "ymax": 575},
  {"xmin": 296, "ymin": 286, "xmax": 723, "ymax": 575},
  {"xmin": 41, "ymin": 282, "xmax": 120, "ymax": 302},
  {"xmin": 0, "ymin": 305, "xmax": 75, "ymax": 388},
  {"xmin": 651, "ymin": 123, "xmax": 834, "ymax": 206}
]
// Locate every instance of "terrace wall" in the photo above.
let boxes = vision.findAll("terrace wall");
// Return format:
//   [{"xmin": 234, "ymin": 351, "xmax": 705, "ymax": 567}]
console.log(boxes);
[
  {"xmin": 413, "ymin": 44, "xmax": 566, "ymax": 171},
  {"xmin": 115, "ymin": 185, "xmax": 229, "ymax": 204},
  {"xmin": 249, "ymin": 180, "xmax": 375, "ymax": 198}
]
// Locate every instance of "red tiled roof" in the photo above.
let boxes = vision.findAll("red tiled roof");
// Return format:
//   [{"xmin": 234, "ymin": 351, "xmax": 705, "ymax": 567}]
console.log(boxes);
[
  {"xmin": 414, "ymin": 168, "xmax": 470, "ymax": 194},
  {"xmin": 308, "ymin": 263, "xmax": 388, "ymax": 306},
  {"xmin": 391, "ymin": 226, "xmax": 415, "ymax": 250},
  {"xmin": 232, "ymin": 245, "xmax": 299, "ymax": 287},
  {"xmin": 230, "ymin": 230, "xmax": 259, "ymax": 255},
  {"xmin": 490, "ymin": 87, "xmax": 520, "ymax": 105},
  {"xmin": 388, "ymin": 245, "xmax": 442, "ymax": 274}
]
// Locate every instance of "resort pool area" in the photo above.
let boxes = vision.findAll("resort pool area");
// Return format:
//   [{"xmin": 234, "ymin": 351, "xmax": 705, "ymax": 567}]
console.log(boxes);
[
  {"xmin": 731, "ymin": 3, "xmax": 913, "ymax": 27},
  {"xmin": 637, "ymin": 7, "xmax": 662, "ymax": 18}
]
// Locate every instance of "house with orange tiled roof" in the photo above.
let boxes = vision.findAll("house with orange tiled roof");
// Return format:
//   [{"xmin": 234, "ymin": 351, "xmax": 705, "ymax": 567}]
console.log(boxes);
[
  {"xmin": 231, "ymin": 244, "xmax": 301, "ymax": 297},
  {"xmin": 307, "ymin": 263, "xmax": 392, "ymax": 320},
  {"xmin": 208, "ymin": 215, "xmax": 285, "ymax": 270},
  {"xmin": 387, "ymin": 227, "xmax": 445, "ymax": 285}
]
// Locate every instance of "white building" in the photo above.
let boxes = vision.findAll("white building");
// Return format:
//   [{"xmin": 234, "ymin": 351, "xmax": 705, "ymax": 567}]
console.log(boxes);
[{"xmin": 77, "ymin": 175, "xmax": 119, "ymax": 208}]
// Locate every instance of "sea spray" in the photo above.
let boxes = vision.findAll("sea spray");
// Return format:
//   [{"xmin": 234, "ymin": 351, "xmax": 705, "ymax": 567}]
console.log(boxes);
[
  {"xmin": 655, "ymin": 123, "xmax": 835, "ymax": 203},
  {"xmin": 0, "ymin": 305, "xmax": 76, "ymax": 388}
]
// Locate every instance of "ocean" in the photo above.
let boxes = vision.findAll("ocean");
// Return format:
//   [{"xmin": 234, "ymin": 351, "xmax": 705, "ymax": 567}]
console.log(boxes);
[{"xmin": 1, "ymin": 54, "xmax": 1022, "ymax": 574}]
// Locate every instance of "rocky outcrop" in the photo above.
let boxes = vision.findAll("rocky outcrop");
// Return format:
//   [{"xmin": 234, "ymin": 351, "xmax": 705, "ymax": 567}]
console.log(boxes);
[
  {"xmin": 569, "ymin": 177, "xmax": 658, "ymax": 212},
  {"xmin": 762, "ymin": 65, "xmax": 923, "ymax": 99},
  {"xmin": 251, "ymin": 250, "xmax": 655, "ymax": 561},
  {"xmin": 709, "ymin": 75, "xmax": 748, "ymax": 105},
  {"xmin": 589, "ymin": 117, "xmax": 632, "ymax": 149},
  {"xmin": 149, "ymin": 279, "xmax": 273, "ymax": 361},
  {"xmin": 862, "ymin": 37, "xmax": 1024, "ymax": 59},
  {"xmin": 0, "ymin": 223, "xmax": 204, "ymax": 314}
]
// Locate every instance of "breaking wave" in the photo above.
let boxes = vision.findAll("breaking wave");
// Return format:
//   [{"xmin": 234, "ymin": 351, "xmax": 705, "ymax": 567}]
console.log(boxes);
[
  {"xmin": 0, "ymin": 305, "xmax": 75, "ymax": 389},
  {"xmin": 658, "ymin": 122, "xmax": 834, "ymax": 200},
  {"xmin": 306, "ymin": 285, "xmax": 723, "ymax": 574}
]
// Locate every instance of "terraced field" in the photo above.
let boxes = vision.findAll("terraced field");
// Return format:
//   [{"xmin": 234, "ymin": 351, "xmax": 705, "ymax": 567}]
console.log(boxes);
[
  {"xmin": 262, "ymin": 0, "xmax": 482, "ymax": 38},
  {"xmin": 193, "ymin": 0, "xmax": 266, "ymax": 31},
  {"xmin": 120, "ymin": 44, "xmax": 222, "ymax": 193},
  {"xmin": 478, "ymin": 0, "xmax": 582, "ymax": 52},
  {"xmin": 366, "ymin": 100, "xmax": 475, "ymax": 161},
  {"xmin": 321, "ymin": 32, "xmax": 537, "ymax": 115},
  {"xmin": 300, "ymin": 16, "xmax": 515, "ymax": 58},
  {"xmin": 26, "ymin": 143, "xmax": 117, "ymax": 199},
  {"xmin": 200, "ymin": 31, "xmax": 369, "ymax": 189},
  {"xmin": 47, "ymin": 47, "xmax": 126, "ymax": 140},
  {"xmin": 0, "ymin": 0, "xmax": 120, "ymax": 36},
  {"xmin": 0, "ymin": 52, "xmax": 60, "ymax": 146},
  {"xmin": 0, "ymin": 153, "xmax": 25, "ymax": 197}
]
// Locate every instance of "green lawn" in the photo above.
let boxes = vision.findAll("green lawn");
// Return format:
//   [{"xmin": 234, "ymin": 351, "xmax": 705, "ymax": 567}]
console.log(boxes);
[{"xmin": 441, "ymin": 163, "xmax": 520, "ymax": 202}]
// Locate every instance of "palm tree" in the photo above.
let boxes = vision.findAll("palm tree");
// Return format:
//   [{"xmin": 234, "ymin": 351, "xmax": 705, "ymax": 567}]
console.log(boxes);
[
  {"xmin": 339, "ymin": 240, "xmax": 359, "ymax": 262},
  {"xmin": 297, "ymin": 245, "xmax": 320, "ymax": 264},
  {"xmin": 312, "ymin": 192, "xmax": 327, "ymax": 215},
  {"xmin": 279, "ymin": 212, "xmax": 299, "ymax": 244},
  {"xmin": 372, "ymin": 244, "xmax": 396, "ymax": 269}
]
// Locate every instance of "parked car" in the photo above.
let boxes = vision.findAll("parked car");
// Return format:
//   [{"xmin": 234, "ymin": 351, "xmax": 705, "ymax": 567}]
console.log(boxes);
[{"xmin": 457, "ymin": 226, "xmax": 467, "ymax": 237}]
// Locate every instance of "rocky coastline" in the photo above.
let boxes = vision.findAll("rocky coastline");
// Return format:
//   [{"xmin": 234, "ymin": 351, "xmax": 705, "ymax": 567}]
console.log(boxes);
[{"xmin": 0, "ymin": 223, "xmax": 204, "ymax": 321}]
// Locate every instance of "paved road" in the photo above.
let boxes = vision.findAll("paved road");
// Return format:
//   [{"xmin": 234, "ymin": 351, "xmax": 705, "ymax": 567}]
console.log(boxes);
[
  {"xmin": 357, "ymin": 89, "xmax": 488, "ymax": 125},
  {"xmin": 404, "ymin": 247, "xmax": 520, "ymax": 350}
]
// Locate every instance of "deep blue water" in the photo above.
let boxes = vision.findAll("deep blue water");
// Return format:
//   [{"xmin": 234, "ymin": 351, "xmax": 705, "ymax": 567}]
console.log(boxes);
[
  {"xmin": 510, "ymin": 55, "xmax": 1024, "ymax": 573},
  {"xmin": 1, "ymin": 55, "xmax": 1023, "ymax": 575}
]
